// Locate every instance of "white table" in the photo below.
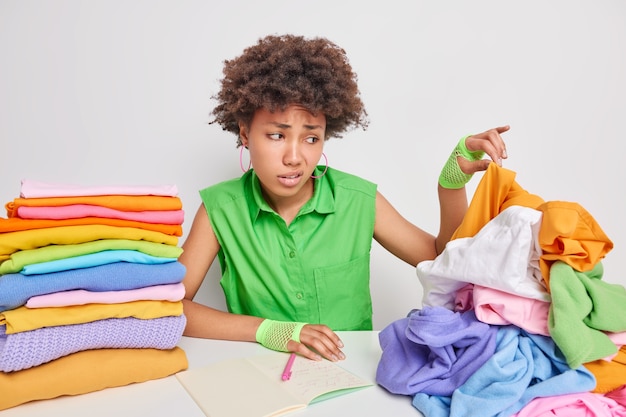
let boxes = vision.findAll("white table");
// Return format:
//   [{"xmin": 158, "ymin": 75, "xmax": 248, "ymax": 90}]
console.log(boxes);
[{"xmin": 0, "ymin": 331, "xmax": 422, "ymax": 417}]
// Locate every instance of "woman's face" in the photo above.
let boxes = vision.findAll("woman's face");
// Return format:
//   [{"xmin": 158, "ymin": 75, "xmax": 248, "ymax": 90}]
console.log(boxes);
[{"xmin": 239, "ymin": 104, "xmax": 326, "ymax": 209}]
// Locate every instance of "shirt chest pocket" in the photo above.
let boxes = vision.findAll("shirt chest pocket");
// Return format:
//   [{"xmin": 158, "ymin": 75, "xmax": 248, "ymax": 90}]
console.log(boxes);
[{"xmin": 313, "ymin": 254, "xmax": 373, "ymax": 331}]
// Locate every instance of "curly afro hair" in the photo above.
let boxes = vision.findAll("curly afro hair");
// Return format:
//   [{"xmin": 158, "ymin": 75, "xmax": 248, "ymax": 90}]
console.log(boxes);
[{"xmin": 210, "ymin": 34, "xmax": 369, "ymax": 146}]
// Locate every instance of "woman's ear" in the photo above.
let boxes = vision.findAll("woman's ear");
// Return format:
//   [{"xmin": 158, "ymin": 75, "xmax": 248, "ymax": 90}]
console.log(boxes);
[{"xmin": 238, "ymin": 122, "xmax": 249, "ymax": 148}]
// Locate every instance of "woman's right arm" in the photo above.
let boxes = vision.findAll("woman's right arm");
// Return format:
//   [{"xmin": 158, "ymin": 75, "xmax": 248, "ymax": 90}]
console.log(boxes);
[
  {"xmin": 179, "ymin": 203, "xmax": 263, "ymax": 341},
  {"xmin": 179, "ymin": 204, "xmax": 345, "ymax": 361}
]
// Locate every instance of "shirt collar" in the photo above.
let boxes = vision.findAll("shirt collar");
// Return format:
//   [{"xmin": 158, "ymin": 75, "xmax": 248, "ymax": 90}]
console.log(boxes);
[{"xmin": 245, "ymin": 168, "xmax": 336, "ymax": 223}]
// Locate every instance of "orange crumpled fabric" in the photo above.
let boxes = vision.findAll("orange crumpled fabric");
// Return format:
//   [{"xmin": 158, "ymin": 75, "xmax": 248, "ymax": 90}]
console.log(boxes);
[{"xmin": 450, "ymin": 163, "xmax": 613, "ymax": 289}]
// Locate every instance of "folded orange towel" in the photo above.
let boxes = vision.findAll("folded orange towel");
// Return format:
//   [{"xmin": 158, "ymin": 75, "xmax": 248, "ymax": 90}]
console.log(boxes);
[
  {"xmin": 0, "ymin": 216, "xmax": 182, "ymax": 236},
  {"xmin": 0, "ymin": 347, "xmax": 188, "ymax": 411},
  {"xmin": 6, "ymin": 195, "xmax": 183, "ymax": 216}
]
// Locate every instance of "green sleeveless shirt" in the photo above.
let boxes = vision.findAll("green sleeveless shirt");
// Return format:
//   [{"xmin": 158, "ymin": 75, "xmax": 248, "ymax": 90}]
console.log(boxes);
[{"xmin": 199, "ymin": 166, "xmax": 377, "ymax": 330}]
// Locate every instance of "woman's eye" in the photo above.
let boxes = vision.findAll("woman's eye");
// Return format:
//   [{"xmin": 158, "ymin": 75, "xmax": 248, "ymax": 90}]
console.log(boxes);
[
  {"xmin": 305, "ymin": 136, "xmax": 319, "ymax": 144},
  {"xmin": 268, "ymin": 133, "xmax": 282, "ymax": 140}
]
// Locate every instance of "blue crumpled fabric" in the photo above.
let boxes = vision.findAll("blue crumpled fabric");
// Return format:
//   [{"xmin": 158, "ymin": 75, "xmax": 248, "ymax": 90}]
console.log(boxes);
[{"xmin": 412, "ymin": 325, "xmax": 596, "ymax": 417}]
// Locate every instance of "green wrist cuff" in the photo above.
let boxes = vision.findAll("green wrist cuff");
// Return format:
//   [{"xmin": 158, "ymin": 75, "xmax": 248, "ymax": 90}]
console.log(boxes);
[
  {"xmin": 438, "ymin": 135, "xmax": 484, "ymax": 189},
  {"xmin": 455, "ymin": 135, "xmax": 485, "ymax": 161},
  {"xmin": 255, "ymin": 320, "xmax": 307, "ymax": 352}
]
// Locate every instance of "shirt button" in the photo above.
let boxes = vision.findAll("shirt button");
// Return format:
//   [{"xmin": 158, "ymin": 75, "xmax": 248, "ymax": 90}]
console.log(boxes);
[
  {"xmin": 288, "ymin": 251, "xmax": 296, "ymax": 258},
  {"xmin": 296, "ymin": 293, "xmax": 303, "ymax": 299}
]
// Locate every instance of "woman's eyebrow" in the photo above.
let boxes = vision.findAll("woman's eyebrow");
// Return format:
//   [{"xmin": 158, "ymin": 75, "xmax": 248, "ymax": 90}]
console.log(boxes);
[{"xmin": 269, "ymin": 122, "xmax": 323, "ymax": 130}]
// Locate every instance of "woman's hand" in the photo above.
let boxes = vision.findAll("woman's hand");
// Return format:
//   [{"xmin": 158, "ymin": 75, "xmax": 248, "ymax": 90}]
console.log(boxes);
[
  {"xmin": 459, "ymin": 125, "xmax": 510, "ymax": 174},
  {"xmin": 287, "ymin": 324, "xmax": 346, "ymax": 362}
]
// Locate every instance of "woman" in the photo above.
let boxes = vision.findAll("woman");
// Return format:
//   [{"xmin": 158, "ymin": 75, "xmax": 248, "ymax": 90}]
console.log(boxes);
[{"xmin": 180, "ymin": 34, "xmax": 508, "ymax": 362}]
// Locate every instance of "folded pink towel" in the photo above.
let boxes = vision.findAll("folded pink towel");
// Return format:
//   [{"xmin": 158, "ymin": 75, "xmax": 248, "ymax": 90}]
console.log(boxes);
[
  {"xmin": 26, "ymin": 283, "xmax": 185, "ymax": 308},
  {"xmin": 20, "ymin": 179, "xmax": 178, "ymax": 198},
  {"xmin": 16, "ymin": 205, "xmax": 184, "ymax": 225}
]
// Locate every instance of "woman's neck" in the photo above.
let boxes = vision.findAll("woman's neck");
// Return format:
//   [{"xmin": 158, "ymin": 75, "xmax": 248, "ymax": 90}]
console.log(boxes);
[{"xmin": 262, "ymin": 180, "xmax": 314, "ymax": 226}]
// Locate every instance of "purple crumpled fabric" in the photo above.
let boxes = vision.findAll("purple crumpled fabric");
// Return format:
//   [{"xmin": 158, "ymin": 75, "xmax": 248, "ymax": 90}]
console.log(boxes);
[{"xmin": 376, "ymin": 306, "xmax": 498, "ymax": 396}]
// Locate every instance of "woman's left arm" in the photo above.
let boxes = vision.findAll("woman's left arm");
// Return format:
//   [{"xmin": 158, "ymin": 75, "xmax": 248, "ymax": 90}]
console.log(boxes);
[{"xmin": 374, "ymin": 125, "xmax": 510, "ymax": 265}]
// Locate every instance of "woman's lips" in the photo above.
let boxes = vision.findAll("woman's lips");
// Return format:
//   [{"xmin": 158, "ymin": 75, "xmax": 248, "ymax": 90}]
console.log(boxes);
[{"xmin": 277, "ymin": 172, "xmax": 303, "ymax": 187}]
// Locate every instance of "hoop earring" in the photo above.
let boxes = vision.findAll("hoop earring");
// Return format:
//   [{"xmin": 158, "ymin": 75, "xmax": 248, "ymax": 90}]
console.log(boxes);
[
  {"xmin": 311, "ymin": 152, "xmax": 328, "ymax": 179},
  {"xmin": 239, "ymin": 146, "xmax": 251, "ymax": 173}
]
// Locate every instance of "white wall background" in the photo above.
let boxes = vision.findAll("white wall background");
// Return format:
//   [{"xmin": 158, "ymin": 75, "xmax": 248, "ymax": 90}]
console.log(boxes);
[{"xmin": 1, "ymin": 0, "xmax": 624, "ymax": 330}]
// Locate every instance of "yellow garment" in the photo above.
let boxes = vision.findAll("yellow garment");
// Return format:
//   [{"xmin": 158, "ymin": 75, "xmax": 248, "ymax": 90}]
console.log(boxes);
[
  {"xmin": 451, "ymin": 163, "xmax": 545, "ymax": 240},
  {"xmin": 0, "ymin": 300, "xmax": 183, "ymax": 333},
  {"xmin": 0, "ymin": 346, "xmax": 188, "ymax": 411},
  {"xmin": 5, "ymin": 195, "xmax": 183, "ymax": 216},
  {"xmin": 585, "ymin": 346, "xmax": 626, "ymax": 394},
  {"xmin": 0, "ymin": 216, "xmax": 182, "ymax": 236},
  {"xmin": 0, "ymin": 224, "xmax": 179, "ymax": 261},
  {"xmin": 537, "ymin": 201, "xmax": 613, "ymax": 288}
]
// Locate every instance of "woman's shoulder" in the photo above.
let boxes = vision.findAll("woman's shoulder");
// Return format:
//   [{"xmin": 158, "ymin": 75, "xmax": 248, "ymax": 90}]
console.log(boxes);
[
  {"xmin": 199, "ymin": 176, "xmax": 241, "ymax": 193},
  {"xmin": 198, "ymin": 176, "xmax": 247, "ymax": 209},
  {"xmin": 326, "ymin": 167, "xmax": 377, "ymax": 196}
]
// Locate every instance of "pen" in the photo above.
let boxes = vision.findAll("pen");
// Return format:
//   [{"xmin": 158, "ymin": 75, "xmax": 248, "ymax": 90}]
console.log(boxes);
[{"xmin": 281, "ymin": 353, "xmax": 296, "ymax": 381}]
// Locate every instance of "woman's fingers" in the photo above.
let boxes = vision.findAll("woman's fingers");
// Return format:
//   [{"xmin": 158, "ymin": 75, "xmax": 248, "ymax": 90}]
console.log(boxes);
[
  {"xmin": 464, "ymin": 125, "xmax": 510, "ymax": 171},
  {"xmin": 288, "ymin": 324, "xmax": 346, "ymax": 362}
]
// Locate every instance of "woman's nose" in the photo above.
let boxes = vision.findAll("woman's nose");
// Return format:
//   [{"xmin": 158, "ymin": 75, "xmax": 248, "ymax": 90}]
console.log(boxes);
[{"xmin": 283, "ymin": 143, "xmax": 302, "ymax": 166}]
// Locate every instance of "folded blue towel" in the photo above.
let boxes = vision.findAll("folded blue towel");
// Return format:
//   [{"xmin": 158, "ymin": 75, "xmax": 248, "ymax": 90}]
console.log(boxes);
[
  {"xmin": 21, "ymin": 249, "xmax": 177, "ymax": 275},
  {"xmin": 0, "ymin": 261, "xmax": 186, "ymax": 311}
]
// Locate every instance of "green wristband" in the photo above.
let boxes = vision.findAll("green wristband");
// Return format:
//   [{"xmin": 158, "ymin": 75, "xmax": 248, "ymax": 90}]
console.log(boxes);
[
  {"xmin": 255, "ymin": 319, "xmax": 307, "ymax": 352},
  {"xmin": 438, "ymin": 135, "xmax": 485, "ymax": 189}
]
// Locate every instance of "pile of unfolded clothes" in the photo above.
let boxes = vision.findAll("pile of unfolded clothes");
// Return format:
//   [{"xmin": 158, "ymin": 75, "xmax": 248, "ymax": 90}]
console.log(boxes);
[
  {"xmin": 376, "ymin": 164, "xmax": 626, "ymax": 417},
  {"xmin": 0, "ymin": 179, "xmax": 189, "ymax": 410}
]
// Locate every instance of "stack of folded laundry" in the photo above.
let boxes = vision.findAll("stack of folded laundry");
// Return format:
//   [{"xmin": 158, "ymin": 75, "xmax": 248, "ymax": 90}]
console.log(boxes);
[
  {"xmin": 0, "ymin": 179, "xmax": 189, "ymax": 411},
  {"xmin": 376, "ymin": 164, "xmax": 626, "ymax": 417}
]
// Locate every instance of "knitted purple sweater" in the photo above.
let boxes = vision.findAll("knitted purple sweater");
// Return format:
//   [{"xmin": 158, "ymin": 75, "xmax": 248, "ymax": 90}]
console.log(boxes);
[{"xmin": 0, "ymin": 314, "xmax": 186, "ymax": 372}]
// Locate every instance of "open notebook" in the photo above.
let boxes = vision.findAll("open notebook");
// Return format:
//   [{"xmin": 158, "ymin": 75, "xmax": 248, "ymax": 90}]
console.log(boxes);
[{"xmin": 175, "ymin": 352, "xmax": 373, "ymax": 417}]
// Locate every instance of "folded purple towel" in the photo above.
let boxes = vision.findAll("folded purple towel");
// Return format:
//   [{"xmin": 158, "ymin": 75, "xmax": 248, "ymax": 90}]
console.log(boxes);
[{"xmin": 0, "ymin": 314, "xmax": 186, "ymax": 372}]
